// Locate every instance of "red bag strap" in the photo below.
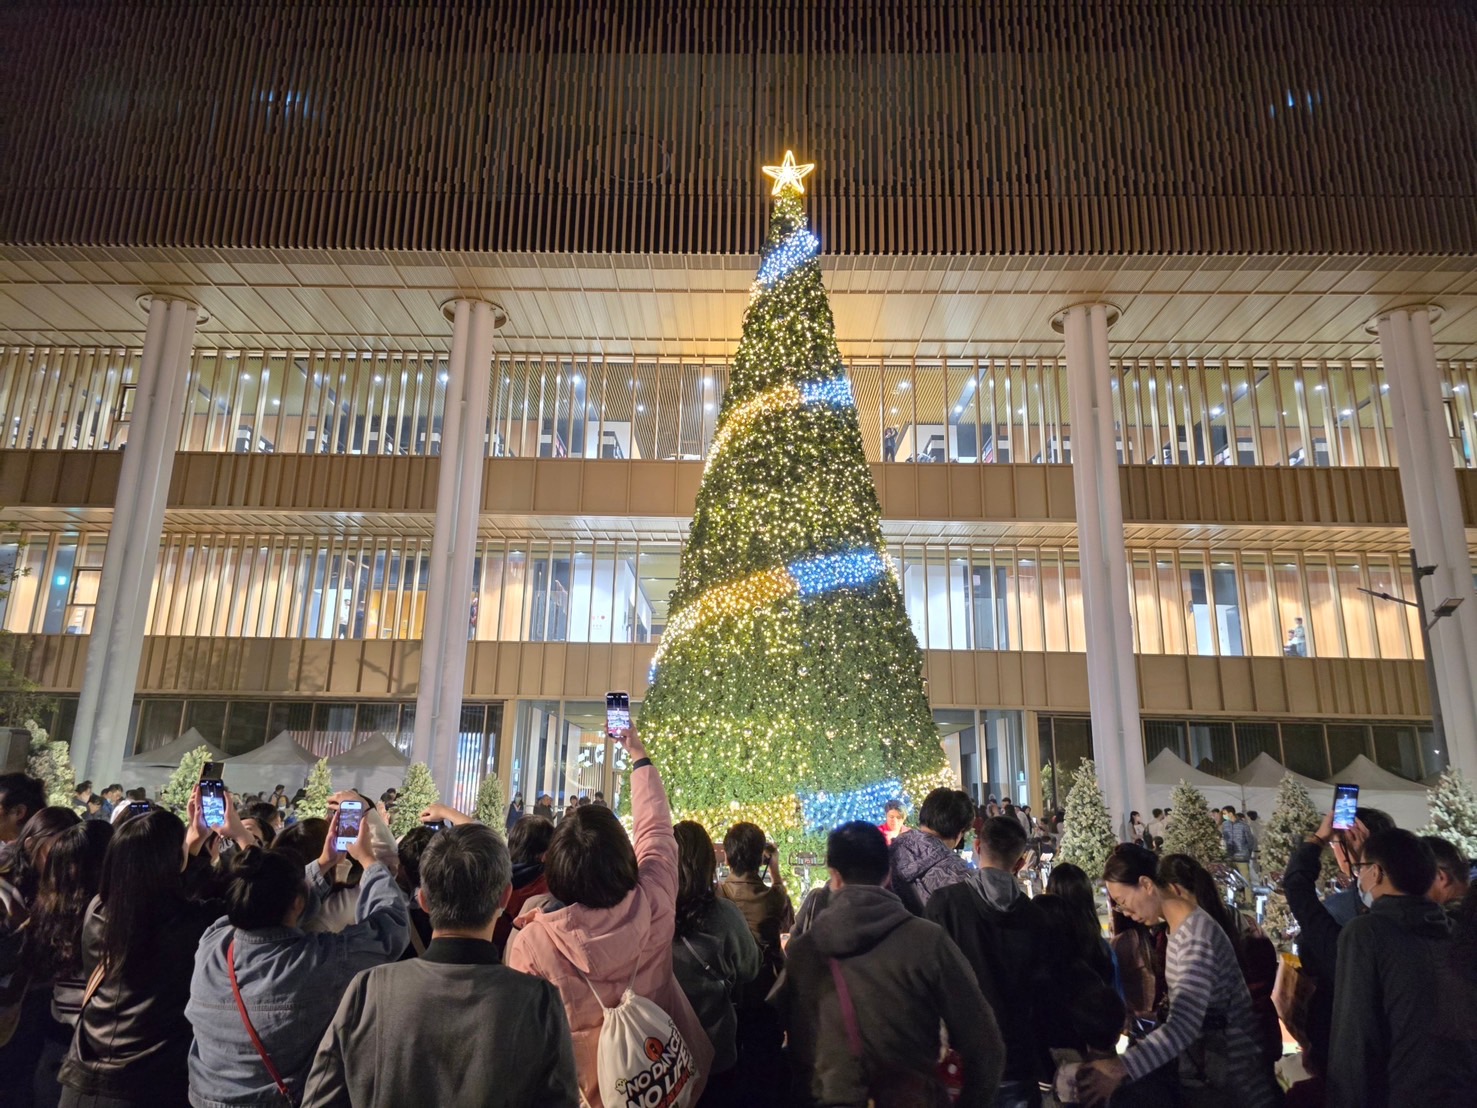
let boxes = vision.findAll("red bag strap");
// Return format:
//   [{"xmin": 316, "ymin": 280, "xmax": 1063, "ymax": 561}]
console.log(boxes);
[
  {"xmin": 828, "ymin": 957, "xmax": 863, "ymax": 1059},
  {"xmin": 227, "ymin": 938, "xmax": 294, "ymax": 1103}
]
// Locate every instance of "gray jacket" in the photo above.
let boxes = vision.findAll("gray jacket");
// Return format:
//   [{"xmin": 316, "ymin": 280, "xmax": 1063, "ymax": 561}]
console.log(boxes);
[
  {"xmin": 671, "ymin": 896, "xmax": 762, "ymax": 1073},
  {"xmin": 769, "ymin": 884, "xmax": 1004, "ymax": 1107},
  {"xmin": 302, "ymin": 936, "xmax": 579, "ymax": 1108},
  {"xmin": 186, "ymin": 861, "xmax": 408, "ymax": 1108},
  {"xmin": 888, "ymin": 829, "xmax": 970, "ymax": 914}
]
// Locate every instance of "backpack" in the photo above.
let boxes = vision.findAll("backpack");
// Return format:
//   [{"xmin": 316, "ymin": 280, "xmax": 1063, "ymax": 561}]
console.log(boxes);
[{"xmin": 582, "ymin": 965, "xmax": 700, "ymax": 1108}]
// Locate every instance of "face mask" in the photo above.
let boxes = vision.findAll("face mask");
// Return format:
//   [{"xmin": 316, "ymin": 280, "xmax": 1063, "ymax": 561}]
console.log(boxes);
[{"xmin": 1358, "ymin": 885, "xmax": 1375, "ymax": 909}]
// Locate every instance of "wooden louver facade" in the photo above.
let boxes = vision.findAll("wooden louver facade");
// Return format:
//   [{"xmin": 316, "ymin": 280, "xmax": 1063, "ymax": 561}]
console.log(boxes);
[{"xmin": 3, "ymin": 0, "xmax": 1477, "ymax": 256}]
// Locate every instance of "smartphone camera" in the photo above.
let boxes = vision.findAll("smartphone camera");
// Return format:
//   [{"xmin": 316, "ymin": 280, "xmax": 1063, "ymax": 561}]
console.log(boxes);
[
  {"xmin": 336, "ymin": 800, "xmax": 365, "ymax": 853},
  {"xmin": 1332, "ymin": 783, "xmax": 1360, "ymax": 832},
  {"xmin": 198, "ymin": 762, "xmax": 227, "ymax": 829},
  {"xmin": 605, "ymin": 691, "xmax": 631, "ymax": 740}
]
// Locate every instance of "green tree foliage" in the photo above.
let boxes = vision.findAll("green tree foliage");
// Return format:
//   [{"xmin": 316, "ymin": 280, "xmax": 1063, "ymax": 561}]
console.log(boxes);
[
  {"xmin": 637, "ymin": 161, "xmax": 950, "ymax": 853},
  {"xmin": 160, "ymin": 746, "xmax": 213, "ymax": 814},
  {"xmin": 1057, "ymin": 760, "xmax": 1118, "ymax": 880},
  {"xmin": 1421, "ymin": 767, "xmax": 1477, "ymax": 860},
  {"xmin": 392, "ymin": 762, "xmax": 440, "ymax": 838},
  {"xmin": 1259, "ymin": 773, "xmax": 1337, "ymax": 946},
  {"xmin": 1161, "ymin": 780, "xmax": 1226, "ymax": 866},
  {"xmin": 1040, "ymin": 763, "xmax": 1057, "ymax": 811},
  {"xmin": 475, "ymin": 773, "xmax": 507, "ymax": 837},
  {"xmin": 25, "ymin": 719, "xmax": 75, "ymax": 807},
  {"xmin": 298, "ymin": 759, "xmax": 333, "ymax": 820}
]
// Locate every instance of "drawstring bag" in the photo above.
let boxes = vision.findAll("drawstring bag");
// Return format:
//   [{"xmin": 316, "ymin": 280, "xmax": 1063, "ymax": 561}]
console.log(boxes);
[{"xmin": 582, "ymin": 962, "xmax": 699, "ymax": 1108}]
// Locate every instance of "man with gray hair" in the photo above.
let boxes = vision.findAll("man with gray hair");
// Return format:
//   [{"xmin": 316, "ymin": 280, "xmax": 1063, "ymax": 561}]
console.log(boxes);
[{"xmin": 302, "ymin": 824, "xmax": 579, "ymax": 1107}]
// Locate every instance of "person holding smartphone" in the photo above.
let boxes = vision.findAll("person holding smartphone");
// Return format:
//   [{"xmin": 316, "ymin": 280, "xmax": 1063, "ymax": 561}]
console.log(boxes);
[
  {"xmin": 1278, "ymin": 792, "xmax": 1396, "ymax": 1102},
  {"xmin": 186, "ymin": 802, "xmax": 408, "ymax": 1106},
  {"xmin": 504, "ymin": 699, "xmax": 714, "ymax": 1107}
]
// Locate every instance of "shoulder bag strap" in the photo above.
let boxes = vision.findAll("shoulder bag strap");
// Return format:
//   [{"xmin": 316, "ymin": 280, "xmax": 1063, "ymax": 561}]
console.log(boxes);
[
  {"xmin": 79, "ymin": 961, "xmax": 105, "ymax": 1011},
  {"xmin": 827, "ymin": 957, "xmax": 863, "ymax": 1059},
  {"xmin": 227, "ymin": 938, "xmax": 295, "ymax": 1104},
  {"xmin": 680, "ymin": 935, "xmax": 724, "ymax": 982},
  {"xmin": 407, "ymin": 923, "xmax": 427, "ymax": 957}
]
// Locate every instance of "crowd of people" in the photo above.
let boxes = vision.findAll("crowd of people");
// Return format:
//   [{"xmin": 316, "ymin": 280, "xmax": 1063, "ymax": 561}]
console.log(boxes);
[{"xmin": 2, "ymin": 742, "xmax": 1476, "ymax": 1107}]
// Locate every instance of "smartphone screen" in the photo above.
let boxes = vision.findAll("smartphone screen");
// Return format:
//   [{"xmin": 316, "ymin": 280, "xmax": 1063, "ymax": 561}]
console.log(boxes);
[
  {"xmin": 336, "ymin": 800, "xmax": 364, "ymax": 853},
  {"xmin": 127, "ymin": 801, "xmax": 152, "ymax": 816},
  {"xmin": 1332, "ymin": 783, "xmax": 1360, "ymax": 831},
  {"xmin": 199, "ymin": 778, "xmax": 227, "ymax": 829},
  {"xmin": 605, "ymin": 691, "xmax": 631, "ymax": 740}
]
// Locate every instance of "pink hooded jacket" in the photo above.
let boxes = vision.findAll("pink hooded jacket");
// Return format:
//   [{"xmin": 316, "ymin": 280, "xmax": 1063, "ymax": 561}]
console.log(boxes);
[{"xmin": 505, "ymin": 761, "xmax": 714, "ymax": 1107}]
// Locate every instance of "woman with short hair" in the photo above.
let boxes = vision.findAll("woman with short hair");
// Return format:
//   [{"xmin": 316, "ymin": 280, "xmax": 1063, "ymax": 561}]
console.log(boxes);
[{"xmin": 506, "ymin": 724, "xmax": 714, "ymax": 1107}]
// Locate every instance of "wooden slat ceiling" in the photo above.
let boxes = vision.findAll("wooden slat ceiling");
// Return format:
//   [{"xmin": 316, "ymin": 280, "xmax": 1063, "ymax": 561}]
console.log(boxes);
[{"xmin": 1, "ymin": 247, "xmax": 1475, "ymax": 360}]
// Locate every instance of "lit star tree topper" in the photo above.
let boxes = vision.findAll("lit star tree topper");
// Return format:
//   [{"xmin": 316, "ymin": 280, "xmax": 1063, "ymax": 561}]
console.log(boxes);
[
  {"xmin": 761, "ymin": 149, "xmax": 815, "ymax": 196},
  {"xmin": 636, "ymin": 151, "xmax": 953, "ymax": 856}
]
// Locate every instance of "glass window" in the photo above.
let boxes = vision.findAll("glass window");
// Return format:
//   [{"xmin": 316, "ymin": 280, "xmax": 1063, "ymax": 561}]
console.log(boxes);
[
  {"xmin": 184, "ymin": 701, "xmax": 228, "ymax": 747},
  {"xmin": 223, "ymin": 701, "xmax": 271, "ymax": 756},
  {"xmin": 1371, "ymin": 725, "xmax": 1424, "ymax": 782},
  {"xmin": 1325, "ymin": 724, "xmax": 1369, "ymax": 775},
  {"xmin": 133, "ymin": 699, "xmax": 185, "ymax": 756},
  {"xmin": 1234, "ymin": 722, "xmax": 1280, "ymax": 768},
  {"xmin": 1281, "ymin": 723, "xmax": 1330, "ymax": 780},
  {"xmin": 312, "ymin": 703, "xmax": 357, "ymax": 758},
  {"xmin": 1187, "ymin": 722, "xmax": 1236, "ymax": 776},
  {"xmin": 1049, "ymin": 717, "xmax": 1093, "ymax": 779},
  {"xmin": 1143, "ymin": 720, "xmax": 1186, "ymax": 763}
]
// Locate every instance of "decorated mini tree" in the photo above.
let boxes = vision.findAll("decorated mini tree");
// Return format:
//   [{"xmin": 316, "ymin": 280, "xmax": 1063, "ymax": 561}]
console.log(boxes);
[
  {"xmin": 160, "ymin": 745, "xmax": 213, "ymax": 814},
  {"xmin": 25, "ymin": 719, "xmax": 75, "ymax": 807},
  {"xmin": 475, "ymin": 773, "xmax": 507, "ymax": 837},
  {"xmin": 1040, "ymin": 763, "xmax": 1057, "ymax": 811},
  {"xmin": 1057, "ymin": 759, "xmax": 1118, "ymax": 880},
  {"xmin": 638, "ymin": 152, "xmax": 951, "ymax": 852},
  {"xmin": 1421, "ymin": 766, "xmax": 1477, "ymax": 860},
  {"xmin": 1161, "ymin": 780, "xmax": 1226, "ymax": 866},
  {"xmin": 1259, "ymin": 772, "xmax": 1337, "ymax": 945},
  {"xmin": 298, "ymin": 758, "xmax": 333, "ymax": 820},
  {"xmin": 392, "ymin": 762, "xmax": 441, "ymax": 837}
]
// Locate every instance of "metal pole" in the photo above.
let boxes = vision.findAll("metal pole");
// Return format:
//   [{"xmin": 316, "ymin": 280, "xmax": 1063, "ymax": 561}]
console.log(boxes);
[{"xmin": 1411, "ymin": 547, "xmax": 1448, "ymax": 766}]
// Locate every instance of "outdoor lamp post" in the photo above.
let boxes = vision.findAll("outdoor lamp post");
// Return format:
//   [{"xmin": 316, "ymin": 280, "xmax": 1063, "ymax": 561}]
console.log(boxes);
[{"xmin": 1358, "ymin": 548, "xmax": 1465, "ymax": 771}]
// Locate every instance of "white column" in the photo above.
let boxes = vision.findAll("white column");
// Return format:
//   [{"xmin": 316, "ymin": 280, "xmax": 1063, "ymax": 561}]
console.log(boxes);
[
  {"xmin": 412, "ymin": 299, "xmax": 501, "ymax": 795},
  {"xmin": 73, "ymin": 296, "xmax": 199, "ymax": 784},
  {"xmin": 1060, "ymin": 302, "xmax": 1147, "ymax": 832},
  {"xmin": 1376, "ymin": 306, "xmax": 1477, "ymax": 778}
]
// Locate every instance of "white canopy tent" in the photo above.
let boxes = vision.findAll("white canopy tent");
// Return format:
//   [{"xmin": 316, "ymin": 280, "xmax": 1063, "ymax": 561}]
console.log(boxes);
[
  {"xmin": 1327, "ymin": 754, "xmax": 1430, "ymax": 830},
  {"xmin": 1229, "ymin": 752, "xmax": 1330, "ymax": 816},
  {"xmin": 221, "ymin": 732, "xmax": 319, "ymax": 798},
  {"xmin": 123, "ymin": 728, "xmax": 225, "ymax": 770},
  {"xmin": 1144, "ymin": 749, "xmax": 1243, "ymax": 812},
  {"xmin": 326, "ymin": 734, "xmax": 409, "ymax": 799}
]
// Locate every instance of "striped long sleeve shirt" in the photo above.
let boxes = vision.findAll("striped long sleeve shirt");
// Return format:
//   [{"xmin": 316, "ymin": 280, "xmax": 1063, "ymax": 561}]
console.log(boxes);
[{"xmin": 1123, "ymin": 907, "xmax": 1279, "ymax": 1108}]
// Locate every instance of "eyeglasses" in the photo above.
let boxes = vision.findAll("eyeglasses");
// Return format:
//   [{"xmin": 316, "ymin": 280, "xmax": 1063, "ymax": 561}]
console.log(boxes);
[{"xmin": 1350, "ymin": 860, "xmax": 1379, "ymax": 875}]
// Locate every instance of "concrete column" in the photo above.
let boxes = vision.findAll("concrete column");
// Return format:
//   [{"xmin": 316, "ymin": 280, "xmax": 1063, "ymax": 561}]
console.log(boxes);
[
  {"xmin": 412, "ymin": 298, "xmax": 503, "ymax": 796},
  {"xmin": 1058, "ymin": 302, "xmax": 1147, "ymax": 833},
  {"xmin": 73, "ymin": 296, "xmax": 200, "ymax": 783},
  {"xmin": 1375, "ymin": 305, "xmax": 1477, "ymax": 777}
]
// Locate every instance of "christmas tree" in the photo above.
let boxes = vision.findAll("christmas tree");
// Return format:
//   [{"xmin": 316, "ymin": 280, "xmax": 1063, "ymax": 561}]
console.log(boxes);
[
  {"xmin": 475, "ymin": 773, "xmax": 507, "ymax": 837},
  {"xmin": 25, "ymin": 719, "xmax": 75, "ymax": 807},
  {"xmin": 1057, "ymin": 759, "xmax": 1118, "ymax": 880},
  {"xmin": 160, "ymin": 746, "xmax": 213, "ymax": 814},
  {"xmin": 392, "ymin": 762, "xmax": 441, "ymax": 838},
  {"xmin": 638, "ymin": 152, "xmax": 951, "ymax": 852},
  {"xmin": 298, "ymin": 758, "xmax": 333, "ymax": 820},
  {"xmin": 1259, "ymin": 772, "xmax": 1336, "ymax": 946},
  {"xmin": 1161, "ymin": 780, "xmax": 1226, "ymax": 866},
  {"xmin": 1040, "ymin": 763, "xmax": 1057, "ymax": 811},
  {"xmin": 1421, "ymin": 766, "xmax": 1477, "ymax": 860}
]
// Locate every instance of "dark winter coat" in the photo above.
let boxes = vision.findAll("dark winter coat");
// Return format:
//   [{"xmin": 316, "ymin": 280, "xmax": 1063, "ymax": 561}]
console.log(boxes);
[
  {"xmin": 769, "ymin": 883, "xmax": 1004, "ymax": 1108},
  {"xmin": 1328, "ymin": 894, "xmax": 1476, "ymax": 1107},
  {"xmin": 925, "ymin": 866, "xmax": 1061, "ymax": 1085},
  {"xmin": 1280, "ymin": 837, "xmax": 1341, "ymax": 1068},
  {"xmin": 888, "ymin": 829, "xmax": 970, "ymax": 915}
]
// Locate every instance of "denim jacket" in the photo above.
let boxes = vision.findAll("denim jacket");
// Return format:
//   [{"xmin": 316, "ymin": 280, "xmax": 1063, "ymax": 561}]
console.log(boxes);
[{"xmin": 186, "ymin": 860, "xmax": 408, "ymax": 1107}]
